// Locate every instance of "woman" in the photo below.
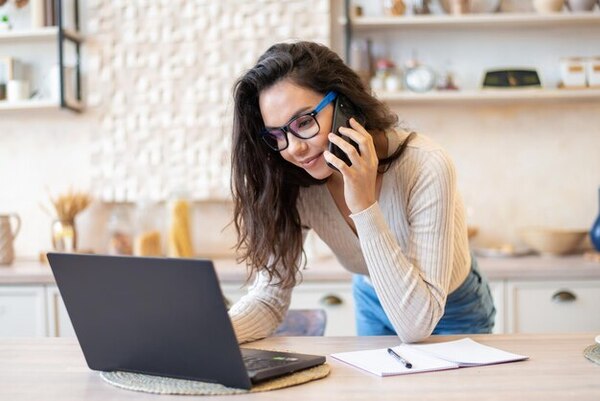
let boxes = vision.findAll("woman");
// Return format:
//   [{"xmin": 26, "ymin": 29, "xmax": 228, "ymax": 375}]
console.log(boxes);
[{"xmin": 229, "ymin": 41, "xmax": 495, "ymax": 344}]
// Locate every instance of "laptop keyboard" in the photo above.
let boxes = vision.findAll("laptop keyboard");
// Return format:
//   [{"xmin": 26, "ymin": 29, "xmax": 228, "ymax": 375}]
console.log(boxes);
[{"xmin": 243, "ymin": 355, "xmax": 298, "ymax": 372}]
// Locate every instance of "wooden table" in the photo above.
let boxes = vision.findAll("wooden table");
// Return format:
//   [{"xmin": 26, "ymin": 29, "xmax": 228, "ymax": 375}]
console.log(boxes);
[{"xmin": 1, "ymin": 334, "xmax": 598, "ymax": 400}]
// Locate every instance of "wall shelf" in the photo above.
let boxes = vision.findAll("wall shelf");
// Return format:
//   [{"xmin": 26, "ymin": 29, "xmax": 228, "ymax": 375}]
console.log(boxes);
[
  {"xmin": 0, "ymin": 99, "xmax": 84, "ymax": 112},
  {"xmin": 0, "ymin": 27, "xmax": 83, "ymax": 42},
  {"xmin": 348, "ymin": 13, "xmax": 600, "ymax": 30},
  {"xmin": 376, "ymin": 88, "xmax": 600, "ymax": 104},
  {"xmin": 0, "ymin": 99, "xmax": 57, "ymax": 111},
  {"xmin": 0, "ymin": 0, "xmax": 83, "ymax": 113}
]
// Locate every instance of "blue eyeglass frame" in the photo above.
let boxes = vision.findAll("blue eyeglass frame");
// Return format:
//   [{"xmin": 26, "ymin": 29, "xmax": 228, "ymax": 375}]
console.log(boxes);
[{"xmin": 260, "ymin": 91, "xmax": 338, "ymax": 152}]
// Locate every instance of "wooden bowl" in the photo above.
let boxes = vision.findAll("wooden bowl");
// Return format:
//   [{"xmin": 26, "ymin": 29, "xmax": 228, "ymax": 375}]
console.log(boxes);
[{"xmin": 519, "ymin": 227, "xmax": 588, "ymax": 256}]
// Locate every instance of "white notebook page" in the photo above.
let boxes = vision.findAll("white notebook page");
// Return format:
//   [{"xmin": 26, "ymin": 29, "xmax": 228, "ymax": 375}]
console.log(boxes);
[
  {"xmin": 331, "ymin": 345, "xmax": 458, "ymax": 377},
  {"xmin": 407, "ymin": 338, "xmax": 528, "ymax": 366}
]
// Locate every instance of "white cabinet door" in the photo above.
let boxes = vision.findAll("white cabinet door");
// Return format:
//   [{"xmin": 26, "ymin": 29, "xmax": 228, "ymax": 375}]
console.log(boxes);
[
  {"xmin": 290, "ymin": 282, "xmax": 355, "ymax": 336},
  {"xmin": 46, "ymin": 286, "xmax": 76, "ymax": 337},
  {"xmin": 0, "ymin": 286, "xmax": 47, "ymax": 337},
  {"xmin": 488, "ymin": 280, "xmax": 505, "ymax": 334},
  {"xmin": 507, "ymin": 280, "xmax": 600, "ymax": 334}
]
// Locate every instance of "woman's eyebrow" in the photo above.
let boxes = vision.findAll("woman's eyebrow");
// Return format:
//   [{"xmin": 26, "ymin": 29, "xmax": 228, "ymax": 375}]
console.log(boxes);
[{"xmin": 264, "ymin": 106, "xmax": 312, "ymax": 129}]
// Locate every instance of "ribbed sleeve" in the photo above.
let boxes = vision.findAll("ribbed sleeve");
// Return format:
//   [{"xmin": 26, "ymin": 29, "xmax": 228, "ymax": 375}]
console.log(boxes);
[
  {"xmin": 228, "ymin": 268, "xmax": 292, "ymax": 343},
  {"xmin": 228, "ymin": 229, "xmax": 309, "ymax": 344}
]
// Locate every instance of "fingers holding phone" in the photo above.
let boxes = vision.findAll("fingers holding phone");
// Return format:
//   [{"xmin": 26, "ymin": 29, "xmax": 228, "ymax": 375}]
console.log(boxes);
[
  {"xmin": 324, "ymin": 118, "xmax": 380, "ymax": 214},
  {"xmin": 326, "ymin": 118, "xmax": 377, "ymax": 172}
]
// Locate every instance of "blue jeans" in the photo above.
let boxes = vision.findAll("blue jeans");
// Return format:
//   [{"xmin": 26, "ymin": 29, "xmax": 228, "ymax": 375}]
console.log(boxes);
[{"xmin": 352, "ymin": 256, "xmax": 496, "ymax": 336}]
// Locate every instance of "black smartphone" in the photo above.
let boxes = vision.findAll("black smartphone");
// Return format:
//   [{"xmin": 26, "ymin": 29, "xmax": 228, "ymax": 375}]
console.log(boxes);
[{"xmin": 327, "ymin": 94, "xmax": 365, "ymax": 171}]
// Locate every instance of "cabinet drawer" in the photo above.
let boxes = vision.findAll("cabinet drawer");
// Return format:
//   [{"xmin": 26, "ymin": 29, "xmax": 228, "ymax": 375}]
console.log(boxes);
[
  {"xmin": 507, "ymin": 280, "xmax": 600, "ymax": 333},
  {"xmin": 290, "ymin": 282, "xmax": 355, "ymax": 336},
  {"xmin": 223, "ymin": 282, "xmax": 356, "ymax": 336},
  {"xmin": 0, "ymin": 286, "xmax": 47, "ymax": 337}
]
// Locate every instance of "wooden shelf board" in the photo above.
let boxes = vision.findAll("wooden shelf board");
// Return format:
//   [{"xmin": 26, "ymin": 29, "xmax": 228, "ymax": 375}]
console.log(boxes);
[
  {"xmin": 350, "ymin": 13, "xmax": 600, "ymax": 29},
  {"xmin": 0, "ymin": 27, "xmax": 84, "ymax": 43},
  {"xmin": 376, "ymin": 88, "xmax": 600, "ymax": 103},
  {"xmin": 0, "ymin": 99, "xmax": 60, "ymax": 111},
  {"xmin": 0, "ymin": 27, "xmax": 58, "ymax": 42}
]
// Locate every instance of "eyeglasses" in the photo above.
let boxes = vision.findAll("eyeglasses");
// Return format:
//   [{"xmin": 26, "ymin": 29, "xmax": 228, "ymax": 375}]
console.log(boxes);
[{"xmin": 260, "ymin": 91, "xmax": 338, "ymax": 152}]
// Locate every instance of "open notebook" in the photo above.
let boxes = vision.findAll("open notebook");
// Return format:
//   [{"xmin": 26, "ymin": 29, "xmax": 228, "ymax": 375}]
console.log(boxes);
[{"xmin": 330, "ymin": 338, "xmax": 528, "ymax": 377}]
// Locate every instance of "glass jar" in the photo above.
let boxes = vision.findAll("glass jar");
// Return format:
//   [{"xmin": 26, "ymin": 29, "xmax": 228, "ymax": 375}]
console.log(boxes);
[
  {"xmin": 107, "ymin": 205, "xmax": 133, "ymax": 255},
  {"xmin": 133, "ymin": 200, "xmax": 163, "ymax": 257}
]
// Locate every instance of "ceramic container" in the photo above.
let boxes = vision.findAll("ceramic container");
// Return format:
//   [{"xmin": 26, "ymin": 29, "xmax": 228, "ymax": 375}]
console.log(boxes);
[
  {"xmin": 560, "ymin": 57, "xmax": 587, "ymax": 88},
  {"xmin": 565, "ymin": 0, "xmax": 596, "ymax": 11},
  {"xmin": 441, "ymin": 0, "xmax": 500, "ymax": 13},
  {"xmin": 6, "ymin": 79, "xmax": 30, "ymax": 102},
  {"xmin": 532, "ymin": 0, "xmax": 565, "ymax": 13},
  {"xmin": 0, "ymin": 214, "xmax": 21, "ymax": 266},
  {"xmin": 585, "ymin": 57, "xmax": 600, "ymax": 87}
]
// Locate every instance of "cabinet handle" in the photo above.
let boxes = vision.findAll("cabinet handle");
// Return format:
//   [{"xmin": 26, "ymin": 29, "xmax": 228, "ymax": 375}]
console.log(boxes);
[
  {"xmin": 551, "ymin": 290, "xmax": 577, "ymax": 303},
  {"xmin": 320, "ymin": 294, "xmax": 343, "ymax": 306}
]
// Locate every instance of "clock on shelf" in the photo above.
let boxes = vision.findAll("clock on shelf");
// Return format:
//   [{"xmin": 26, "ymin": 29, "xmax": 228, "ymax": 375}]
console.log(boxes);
[{"xmin": 404, "ymin": 65, "xmax": 437, "ymax": 93}]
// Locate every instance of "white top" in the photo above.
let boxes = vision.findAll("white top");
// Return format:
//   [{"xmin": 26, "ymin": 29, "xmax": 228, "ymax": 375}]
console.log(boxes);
[{"xmin": 229, "ymin": 130, "xmax": 471, "ymax": 343}]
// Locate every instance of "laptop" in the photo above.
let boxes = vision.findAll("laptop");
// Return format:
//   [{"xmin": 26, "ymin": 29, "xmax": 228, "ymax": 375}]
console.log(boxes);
[{"xmin": 47, "ymin": 253, "xmax": 325, "ymax": 390}]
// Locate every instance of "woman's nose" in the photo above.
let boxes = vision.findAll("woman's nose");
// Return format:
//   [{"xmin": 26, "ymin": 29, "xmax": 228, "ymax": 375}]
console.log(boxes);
[{"xmin": 286, "ymin": 133, "xmax": 308, "ymax": 154}]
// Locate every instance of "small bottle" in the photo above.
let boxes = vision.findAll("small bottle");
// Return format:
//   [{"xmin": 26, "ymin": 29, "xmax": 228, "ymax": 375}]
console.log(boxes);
[{"xmin": 107, "ymin": 205, "xmax": 133, "ymax": 255}]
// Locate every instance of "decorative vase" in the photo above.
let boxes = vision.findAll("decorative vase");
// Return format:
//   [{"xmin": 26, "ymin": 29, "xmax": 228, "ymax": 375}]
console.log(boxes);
[
  {"xmin": 591, "ymin": 188, "xmax": 600, "ymax": 252},
  {"xmin": 52, "ymin": 219, "xmax": 77, "ymax": 252},
  {"xmin": 0, "ymin": 214, "xmax": 21, "ymax": 266}
]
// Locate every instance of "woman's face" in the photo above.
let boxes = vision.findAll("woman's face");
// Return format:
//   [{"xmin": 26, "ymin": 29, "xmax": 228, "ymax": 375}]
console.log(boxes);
[{"xmin": 259, "ymin": 79, "xmax": 335, "ymax": 180}]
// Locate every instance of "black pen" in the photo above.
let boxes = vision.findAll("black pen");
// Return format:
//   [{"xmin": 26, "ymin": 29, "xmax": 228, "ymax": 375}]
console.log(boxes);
[{"xmin": 387, "ymin": 347, "xmax": 413, "ymax": 369}]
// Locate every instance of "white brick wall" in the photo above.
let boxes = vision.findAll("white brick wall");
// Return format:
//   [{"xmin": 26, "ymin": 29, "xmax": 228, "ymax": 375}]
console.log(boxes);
[{"xmin": 86, "ymin": 0, "xmax": 330, "ymax": 202}]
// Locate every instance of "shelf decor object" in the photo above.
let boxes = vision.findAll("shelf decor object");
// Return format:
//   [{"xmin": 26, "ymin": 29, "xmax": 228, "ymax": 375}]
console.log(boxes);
[
  {"xmin": 590, "ymin": 187, "xmax": 600, "ymax": 252},
  {"xmin": 42, "ymin": 190, "xmax": 91, "ymax": 252}
]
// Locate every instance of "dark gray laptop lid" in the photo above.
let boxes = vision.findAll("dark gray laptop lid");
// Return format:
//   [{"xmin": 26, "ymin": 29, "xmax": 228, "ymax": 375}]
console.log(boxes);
[{"xmin": 47, "ymin": 253, "xmax": 252, "ymax": 389}]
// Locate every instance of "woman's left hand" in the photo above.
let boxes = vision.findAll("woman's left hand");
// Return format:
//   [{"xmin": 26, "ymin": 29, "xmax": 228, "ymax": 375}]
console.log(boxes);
[{"xmin": 324, "ymin": 118, "xmax": 379, "ymax": 214}]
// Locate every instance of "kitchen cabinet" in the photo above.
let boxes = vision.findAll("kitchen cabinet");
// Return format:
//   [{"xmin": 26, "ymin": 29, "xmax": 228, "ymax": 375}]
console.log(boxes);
[
  {"xmin": 46, "ymin": 285, "xmax": 75, "ymax": 337},
  {"xmin": 506, "ymin": 279, "xmax": 600, "ymax": 333},
  {"xmin": 2, "ymin": 257, "xmax": 599, "ymax": 337},
  {"xmin": 0, "ymin": 0, "xmax": 83, "ymax": 112},
  {"xmin": 488, "ymin": 279, "xmax": 505, "ymax": 334},
  {"xmin": 222, "ymin": 282, "xmax": 356, "ymax": 336},
  {"xmin": 289, "ymin": 282, "xmax": 355, "ymax": 336},
  {"xmin": 0, "ymin": 285, "xmax": 47, "ymax": 337},
  {"xmin": 343, "ymin": 3, "xmax": 600, "ymax": 104}
]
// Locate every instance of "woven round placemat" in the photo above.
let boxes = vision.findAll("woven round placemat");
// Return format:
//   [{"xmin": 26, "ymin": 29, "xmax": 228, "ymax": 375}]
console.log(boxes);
[
  {"xmin": 100, "ymin": 364, "xmax": 330, "ymax": 395},
  {"xmin": 583, "ymin": 344, "xmax": 600, "ymax": 366}
]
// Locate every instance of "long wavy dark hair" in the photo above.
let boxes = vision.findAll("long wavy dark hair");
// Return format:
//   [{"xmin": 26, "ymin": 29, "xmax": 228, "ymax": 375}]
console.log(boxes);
[{"xmin": 231, "ymin": 41, "xmax": 406, "ymax": 288}]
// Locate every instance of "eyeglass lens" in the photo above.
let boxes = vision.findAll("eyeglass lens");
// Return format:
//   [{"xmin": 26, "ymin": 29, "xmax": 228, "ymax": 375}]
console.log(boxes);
[{"xmin": 264, "ymin": 114, "xmax": 320, "ymax": 151}]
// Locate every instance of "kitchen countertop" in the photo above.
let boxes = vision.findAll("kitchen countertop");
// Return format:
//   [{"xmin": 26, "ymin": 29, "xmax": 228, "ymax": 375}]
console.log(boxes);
[
  {"xmin": 1, "ymin": 254, "xmax": 599, "ymax": 285},
  {"xmin": 1, "ymin": 334, "xmax": 599, "ymax": 401}
]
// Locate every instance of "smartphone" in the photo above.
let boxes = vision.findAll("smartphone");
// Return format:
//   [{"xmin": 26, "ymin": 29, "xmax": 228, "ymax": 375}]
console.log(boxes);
[{"xmin": 327, "ymin": 94, "xmax": 365, "ymax": 171}]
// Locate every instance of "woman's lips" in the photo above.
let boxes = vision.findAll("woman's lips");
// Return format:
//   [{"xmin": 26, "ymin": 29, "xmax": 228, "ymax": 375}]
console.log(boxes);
[{"xmin": 300, "ymin": 153, "xmax": 322, "ymax": 167}]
